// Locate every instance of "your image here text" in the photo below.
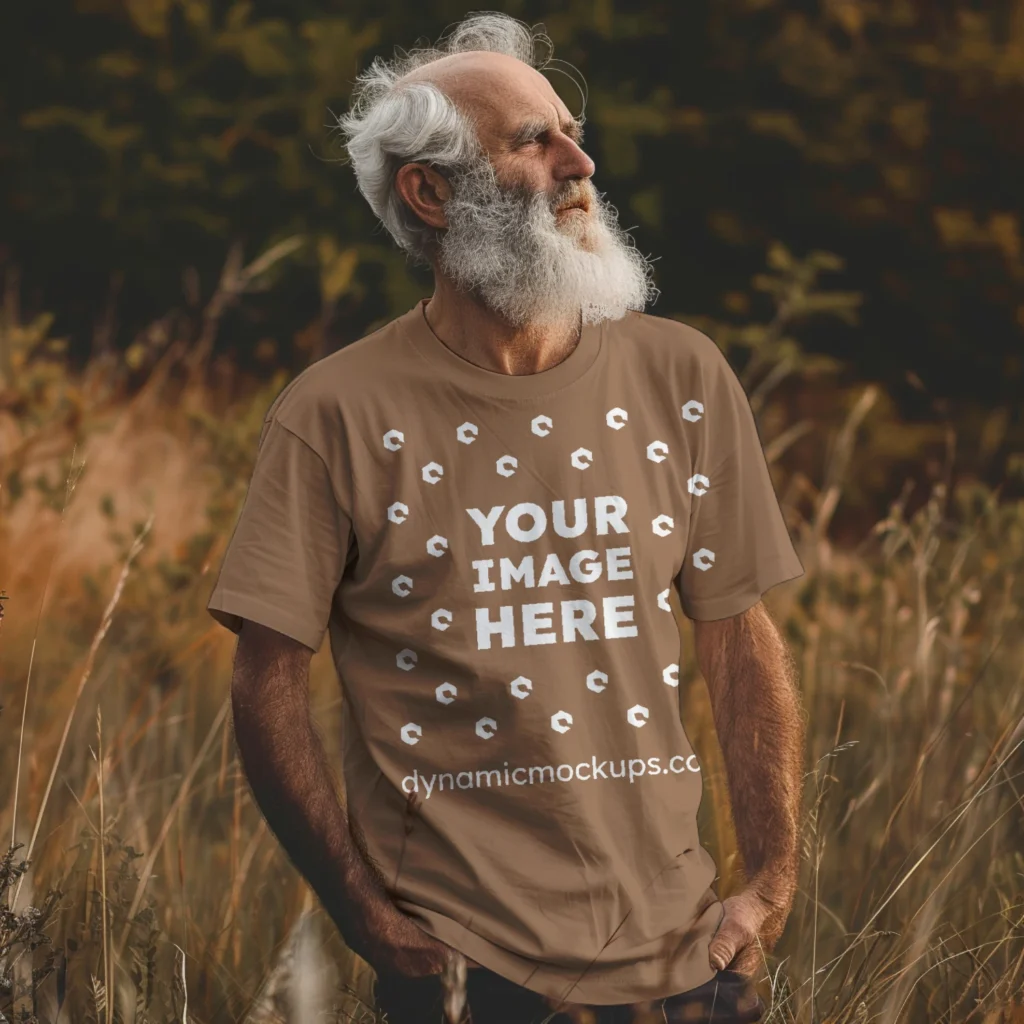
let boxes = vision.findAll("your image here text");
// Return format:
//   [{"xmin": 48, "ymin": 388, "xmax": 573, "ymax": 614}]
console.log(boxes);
[{"xmin": 464, "ymin": 496, "xmax": 642, "ymax": 650}]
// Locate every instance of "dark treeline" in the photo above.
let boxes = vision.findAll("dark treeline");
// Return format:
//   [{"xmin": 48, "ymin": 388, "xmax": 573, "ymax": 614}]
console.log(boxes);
[{"xmin": 2, "ymin": 0, "xmax": 1023, "ymax": 477}]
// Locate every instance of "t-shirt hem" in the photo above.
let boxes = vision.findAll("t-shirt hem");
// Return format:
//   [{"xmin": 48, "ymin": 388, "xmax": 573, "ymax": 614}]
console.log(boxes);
[
  {"xmin": 416, "ymin": 906, "xmax": 723, "ymax": 1006},
  {"xmin": 207, "ymin": 588, "xmax": 325, "ymax": 653},
  {"xmin": 680, "ymin": 561, "xmax": 805, "ymax": 622}
]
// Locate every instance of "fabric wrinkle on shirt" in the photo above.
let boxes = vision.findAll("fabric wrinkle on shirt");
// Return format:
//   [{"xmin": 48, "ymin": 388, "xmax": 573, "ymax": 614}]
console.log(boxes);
[{"xmin": 207, "ymin": 297, "xmax": 805, "ymax": 1006}]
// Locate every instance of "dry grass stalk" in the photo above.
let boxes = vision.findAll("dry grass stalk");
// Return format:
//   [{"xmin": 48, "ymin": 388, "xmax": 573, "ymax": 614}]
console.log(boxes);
[{"xmin": 10, "ymin": 508, "xmax": 153, "ymax": 915}]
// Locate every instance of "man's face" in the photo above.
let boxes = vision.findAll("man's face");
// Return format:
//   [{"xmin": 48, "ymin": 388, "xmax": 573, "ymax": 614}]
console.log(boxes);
[
  {"xmin": 434, "ymin": 148, "xmax": 659, "ymax": 329},
  {"xmin": 416, "ymin": 55, "xmax": 659, "ymax": 327}
]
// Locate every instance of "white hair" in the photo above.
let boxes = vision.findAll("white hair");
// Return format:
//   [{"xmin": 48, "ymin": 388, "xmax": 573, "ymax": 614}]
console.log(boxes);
[{"xmin": 331, "ymin": 12, "xmax": 576, "ymax": 267}]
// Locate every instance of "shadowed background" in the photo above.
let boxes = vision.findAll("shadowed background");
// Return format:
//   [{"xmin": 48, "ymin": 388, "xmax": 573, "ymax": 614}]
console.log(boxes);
[{"xmin": 1, "ymin": 2, "xmax": 1023, "ymax": 1022}]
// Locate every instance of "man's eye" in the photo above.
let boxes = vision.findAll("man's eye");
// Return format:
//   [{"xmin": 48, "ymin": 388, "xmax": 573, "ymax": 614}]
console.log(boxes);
[{"xmin": 520, "ymin": 131, "xmax": 583, "ymax": 148}]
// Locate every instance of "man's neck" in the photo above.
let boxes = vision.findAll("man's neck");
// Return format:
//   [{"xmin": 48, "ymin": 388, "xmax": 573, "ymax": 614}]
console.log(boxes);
[{"xmin": 423, "ymin": 284, "xmax": 581, "ymax": 377}]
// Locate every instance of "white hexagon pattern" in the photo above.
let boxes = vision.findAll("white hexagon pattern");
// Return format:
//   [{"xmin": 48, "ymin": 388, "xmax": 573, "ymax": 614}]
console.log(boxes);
[
  {"xmin": 627, "ymin": 705, "xmax": 649, "ymax": 728},
  {"xmin": 570, "ymin": 447, "xmax": 593, "ymax": 470},
  {"xmin": 382, "ymin": 396, "xmax": 720, "ymax": 745},
  {"xmin": 687, "ymin": 473, "xmax": 710, "ymax": 496},
  {"xmin": 693, "ymin": 548, "xmax": 716, "ymax": 571},
  {"xmin": 647, "ymin": 440, "xmax": 669, "ymax": 463},
  {"xmin": 426, "ymin": 535, "xmax": 449, "ymax": 557},
  {"xmin": 531, "ymin": 415, "xmax": 553, "ymax": 437},
  {"xmin": 510, "ymin": 676, "xmax": 533, "ymax": 699},
  {"xmin": 457, "ymin": 422, "xmax": 479, "ymax": 444},
  {"xmin": 422, "ymin": 461, "xmax": 444, "ymax": 484},
  {"xmin": 551, "ymin": 710, "xmax": 573, "ymax": 733},
  {"xmin": 652, "ymin": 514, "xmax": 674, "ymax": 537}
]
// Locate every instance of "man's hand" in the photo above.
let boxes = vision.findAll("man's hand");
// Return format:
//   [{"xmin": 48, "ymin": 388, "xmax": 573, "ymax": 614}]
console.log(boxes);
[
  {"xmin": 349, "ymin": 893, "xmax": 481, "ymax": 979},
  {"xmin": 708, "ymin": 884, "xmax": 778, "ymax": 978}
]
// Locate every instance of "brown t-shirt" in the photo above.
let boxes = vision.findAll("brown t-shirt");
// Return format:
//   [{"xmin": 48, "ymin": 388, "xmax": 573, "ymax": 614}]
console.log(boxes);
[{"xmin": 207, "ymin": 298, "xmax": 805, "ymax": 1005}]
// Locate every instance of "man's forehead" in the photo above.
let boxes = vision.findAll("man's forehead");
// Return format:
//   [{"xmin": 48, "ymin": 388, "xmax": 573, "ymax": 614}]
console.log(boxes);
[{"xmin": 400, "ymin": 51, "xmax": 571, "ymax": 138}]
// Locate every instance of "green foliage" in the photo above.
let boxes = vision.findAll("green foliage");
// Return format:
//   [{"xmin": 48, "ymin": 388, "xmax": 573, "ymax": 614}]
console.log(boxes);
[{"xmin": 1, "ymin": 0, "xmax": 1022, "ymax": 453}]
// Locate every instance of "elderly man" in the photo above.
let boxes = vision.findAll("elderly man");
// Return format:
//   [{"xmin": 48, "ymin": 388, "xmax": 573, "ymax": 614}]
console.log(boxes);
[{"xmin": 207, "ymin": 11, "xmax": 805, "ymax": 1024}]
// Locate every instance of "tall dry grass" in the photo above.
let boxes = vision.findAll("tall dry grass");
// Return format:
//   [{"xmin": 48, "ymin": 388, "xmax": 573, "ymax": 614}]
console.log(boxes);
[{"xmin": 1, "ymin": 249, "xmax": 1022, "ymax": 1023}]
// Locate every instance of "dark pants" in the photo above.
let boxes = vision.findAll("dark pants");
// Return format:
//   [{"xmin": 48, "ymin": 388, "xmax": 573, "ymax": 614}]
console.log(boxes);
[{"xmin": 374, "ymin": 964, "xmax": 767, "ymax": 1024}]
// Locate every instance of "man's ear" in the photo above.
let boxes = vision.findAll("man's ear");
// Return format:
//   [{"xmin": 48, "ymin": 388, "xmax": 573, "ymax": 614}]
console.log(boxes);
[{"xmin": 395, "ymin": 163, "xmax": 451, "ymax": 231}]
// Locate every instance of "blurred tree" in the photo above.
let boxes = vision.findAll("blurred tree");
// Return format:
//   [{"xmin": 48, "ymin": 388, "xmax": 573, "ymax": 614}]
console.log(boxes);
[{"xmin": 0, "ymin": 0, "xmax": 1021, "ymax": 440}]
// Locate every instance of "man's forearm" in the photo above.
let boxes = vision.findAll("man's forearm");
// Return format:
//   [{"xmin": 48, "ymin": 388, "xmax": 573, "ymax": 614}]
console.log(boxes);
[
  {"xmin": 230, "ymin": 638, "xmax": 387, "ymax": 941},
  {"xmin": 693, "ymin": 602, "xmax": 805, "ymax": 939}
]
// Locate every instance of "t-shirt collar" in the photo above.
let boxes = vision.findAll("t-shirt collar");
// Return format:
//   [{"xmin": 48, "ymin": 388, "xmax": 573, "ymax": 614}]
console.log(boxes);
[{"xmin": 403, "ymin": 297, "xmax": 605, "ymax": 399}]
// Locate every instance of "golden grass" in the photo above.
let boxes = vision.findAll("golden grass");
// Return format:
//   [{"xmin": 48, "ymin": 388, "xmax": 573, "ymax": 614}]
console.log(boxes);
[{"xmin": 1, "ymin": 342, "xmax": 1023, "ymax": 1023}]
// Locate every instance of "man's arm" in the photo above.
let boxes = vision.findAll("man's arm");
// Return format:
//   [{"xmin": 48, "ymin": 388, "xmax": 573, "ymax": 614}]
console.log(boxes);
[
  {"xmin": 230, "ymin": 620, "xmax": 389, "ymax": 931},
  {"xmin": 229, "ymin": 619, "xmax": 456, "ymax": 976},
  {"xmin": 692, "ymin": 600, "xmax": 805, "ymax": 953}
]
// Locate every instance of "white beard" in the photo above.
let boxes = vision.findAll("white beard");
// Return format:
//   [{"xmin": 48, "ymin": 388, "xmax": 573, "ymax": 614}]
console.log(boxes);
[{"xmin": 435, "ymin": 158, "xmax": 661, "ymax": 328}]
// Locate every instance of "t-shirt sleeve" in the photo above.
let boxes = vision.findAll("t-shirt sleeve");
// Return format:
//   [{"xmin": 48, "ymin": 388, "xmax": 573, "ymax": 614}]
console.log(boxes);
[
  {"xmin": 675, "ymin": 337, "xmax": 805, "ymax": 622},
  {"xmin": 206, "ymin": 416, "xmax": 352, "ymax": 652}
]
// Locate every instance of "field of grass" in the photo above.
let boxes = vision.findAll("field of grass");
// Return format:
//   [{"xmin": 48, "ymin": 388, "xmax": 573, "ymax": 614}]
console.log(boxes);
[{"xmin": 1, "ymin": 277, "xmax": 1023, "ymax": 1023}]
